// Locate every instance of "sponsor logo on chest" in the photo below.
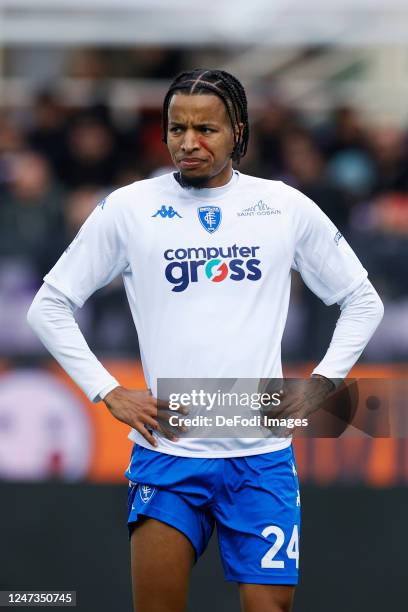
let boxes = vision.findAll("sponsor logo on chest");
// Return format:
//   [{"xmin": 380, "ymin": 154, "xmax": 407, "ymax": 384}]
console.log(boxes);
[
  {"xmin": 237, "ymin": 200, "xmax": 281, "ymax": 217},
  {"xmin": 163, "ymin": 244, "xmax": 262, "ymax": 292}
]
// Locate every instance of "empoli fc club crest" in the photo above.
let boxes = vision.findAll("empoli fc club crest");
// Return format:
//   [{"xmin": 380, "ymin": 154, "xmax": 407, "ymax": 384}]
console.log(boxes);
[
  {"xmin": 198, "ymin": 206, "xmax": 222, "ymax": 233},
  {"xmin": 139, "ymin": 484, "xmax": 156, "ymax": 503}
]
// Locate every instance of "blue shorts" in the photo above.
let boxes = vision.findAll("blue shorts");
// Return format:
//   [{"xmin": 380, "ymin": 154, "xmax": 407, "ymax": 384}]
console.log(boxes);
[{"xmin": 125, "ymin": 444, "xmax": 300, "ymax": 585}]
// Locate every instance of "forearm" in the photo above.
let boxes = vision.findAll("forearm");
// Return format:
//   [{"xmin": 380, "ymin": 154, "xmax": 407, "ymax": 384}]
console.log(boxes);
[
  {"xmin": 312, "ymin": 278, "xmax": 384, "ymax": 381},
  {"xmin": 27, "ymin": 283, "xmax": 119, "ymax": 402}
]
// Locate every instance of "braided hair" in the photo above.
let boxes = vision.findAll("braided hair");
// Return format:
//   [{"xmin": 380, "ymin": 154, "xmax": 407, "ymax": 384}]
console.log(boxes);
[{"xmin": 162, "ymin": 68, "xmax": 249, "ymax": 163}]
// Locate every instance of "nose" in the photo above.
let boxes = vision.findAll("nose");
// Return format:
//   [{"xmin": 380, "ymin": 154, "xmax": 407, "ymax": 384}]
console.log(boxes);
[{"xmin": 181, "ymin": 128, "xmax": 200, "ymax": 153}]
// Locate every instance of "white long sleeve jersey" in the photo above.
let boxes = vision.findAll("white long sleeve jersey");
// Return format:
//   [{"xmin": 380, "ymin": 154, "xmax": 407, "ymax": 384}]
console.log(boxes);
[{"xmin": 28, "ymin": 171, "xmax": 384, "ymax": 457}]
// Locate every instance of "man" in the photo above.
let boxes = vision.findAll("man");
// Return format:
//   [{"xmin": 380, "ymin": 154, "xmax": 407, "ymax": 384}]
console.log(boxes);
[{"xmin": 27, "ymin": 69, "xmax": 384, "ymax": 612}]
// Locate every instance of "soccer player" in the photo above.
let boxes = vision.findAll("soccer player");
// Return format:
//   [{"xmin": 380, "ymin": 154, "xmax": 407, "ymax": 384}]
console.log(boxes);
[{"xmin": 27, "ymin": 69, "xmax": 383, "ymax": 612}]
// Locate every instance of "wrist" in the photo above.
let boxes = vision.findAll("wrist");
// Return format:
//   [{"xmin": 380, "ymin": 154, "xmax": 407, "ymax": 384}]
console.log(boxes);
[
  {"xmin": 103, "ymin": 385, "xmax": 123, "ymax": 407},
  {"xmin": 310, "ymin": 374, "xmax": 335, "ymax": 392},
  {"xmin": 98, "ymin": 379, "xmax": 121, "ymax": 402}
]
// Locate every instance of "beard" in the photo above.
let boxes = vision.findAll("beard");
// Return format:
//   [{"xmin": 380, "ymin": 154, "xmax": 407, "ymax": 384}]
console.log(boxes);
[{"xmin": 177, "ymin": 171, "xmax": 212, "ymax": 188}]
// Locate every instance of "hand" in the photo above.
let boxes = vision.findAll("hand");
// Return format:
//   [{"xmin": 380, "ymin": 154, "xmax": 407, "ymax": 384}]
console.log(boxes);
[
  {"xmin": 261, "ymin": 376, "xmax": 335, "ymax": 437},
  {"xmin": 103, "ymin": 386, "xmax": 188, "ymax": 447}
]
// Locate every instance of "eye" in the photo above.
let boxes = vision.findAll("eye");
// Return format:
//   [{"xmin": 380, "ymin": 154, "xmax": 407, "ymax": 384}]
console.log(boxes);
[
  {"xmin": 201, "ymin": 127, "xmax": 214, "ymax": 134},
  {"xmin": 169, "ymin": 126, "xmax": 183, "ymax": 134}
]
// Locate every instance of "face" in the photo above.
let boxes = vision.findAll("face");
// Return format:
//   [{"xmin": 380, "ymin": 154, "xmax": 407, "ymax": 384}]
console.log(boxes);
[{"xmin": 167, "ymin": 93, "xmax": 237, "ymax": 188}]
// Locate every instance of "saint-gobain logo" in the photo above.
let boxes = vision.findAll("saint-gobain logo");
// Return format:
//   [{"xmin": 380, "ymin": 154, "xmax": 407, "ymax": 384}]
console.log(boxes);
[
  {"xmin": 164, "ymin": 244, "xmax": 262, "ymax": 292},
  {"xmin": 139, "ymin": 484, "xmax": 156, "ymax": 503}
]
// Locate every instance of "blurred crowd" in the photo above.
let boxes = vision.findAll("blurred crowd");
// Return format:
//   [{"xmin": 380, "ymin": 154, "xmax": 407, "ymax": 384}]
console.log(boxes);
[{"xmin": 0, "ymin": 86, "xmax": 407, "ymax": 361}]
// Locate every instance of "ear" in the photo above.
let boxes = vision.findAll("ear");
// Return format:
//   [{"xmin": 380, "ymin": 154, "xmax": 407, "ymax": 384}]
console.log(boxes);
[{"xmin": 234, "ymin": 122, "xmax": 244, "ymax": 141}]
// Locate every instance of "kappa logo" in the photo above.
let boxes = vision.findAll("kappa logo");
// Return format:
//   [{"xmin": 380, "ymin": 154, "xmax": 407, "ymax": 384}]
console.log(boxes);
[
  {"xmin": 139, "ymin": 484, "xmax": 156, "ymax": 503},
  {"xmin": 198, "ymin": 206, "xmax": 222, "ymax": 233},
  {"xmin": 152, "ymin": 205, "xmax": 182, "ymax": 218},
  {"xmin": 334, "ymin": 231, "xmax": 343, "ymax": 245},
  {"xmin": 237, "ymin": 200, "xmax": 281, "ymax": 217}
]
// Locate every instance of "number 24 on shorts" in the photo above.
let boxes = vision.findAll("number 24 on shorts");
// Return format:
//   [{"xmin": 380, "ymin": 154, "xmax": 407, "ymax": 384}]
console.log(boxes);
[{"xmin": 261, "ymin": 524, "xmax": 299, "ymax": 569}]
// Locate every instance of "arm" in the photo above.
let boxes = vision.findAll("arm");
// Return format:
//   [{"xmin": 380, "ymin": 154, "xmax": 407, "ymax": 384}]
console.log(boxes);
[
  {"xmin": 27, "ymin": 283, "xmax": 119, "ymax": 402},
  {"xmin": 27, "ymin": 283, "xmax": 163, "ymax": 447},
  {"xmin": 26, "ymin": 193, "xmax": 165, "ymax": 446},
  {"xmin": 291, "ymin": 187, "xmax": 384, "ymax": 381},
  {"xmin": 270, "ymin": 187, "xmax": 384, "ymax": 426},
  {"xmin": 312, "ymin": 277, "xmax": 384, "ymax": 382},
  {"xmin": 272, "ymin": 278, "xmax": 383, "ymax": 430}
]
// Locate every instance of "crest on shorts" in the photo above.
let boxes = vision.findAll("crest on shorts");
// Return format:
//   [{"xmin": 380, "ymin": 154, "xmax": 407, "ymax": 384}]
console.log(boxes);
[
  {"xmin": 139, "ymin": 484, "xmax": 156, "ymax": 503},
  {"xmin": 198, "ymin": 206, "xmax": 222, "ymax": 233}
]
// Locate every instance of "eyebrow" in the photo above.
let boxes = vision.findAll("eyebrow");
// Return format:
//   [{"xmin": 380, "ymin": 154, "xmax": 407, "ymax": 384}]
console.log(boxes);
[{"xmin": 169, "ymin": 121, "xmax": 219, "ymax": 128}]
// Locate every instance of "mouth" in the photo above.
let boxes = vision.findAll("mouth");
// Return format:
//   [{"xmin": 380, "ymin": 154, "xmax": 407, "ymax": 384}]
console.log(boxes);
[{"xmin": 178, "ymin": 158, "xmax": 206, "ymax": 170}]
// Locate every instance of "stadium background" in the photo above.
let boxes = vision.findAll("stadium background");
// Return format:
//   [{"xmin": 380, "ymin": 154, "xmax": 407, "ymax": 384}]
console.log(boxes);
[{"xmin": 0, "ymin": 1, "xmax": 407, "ymax": 610}]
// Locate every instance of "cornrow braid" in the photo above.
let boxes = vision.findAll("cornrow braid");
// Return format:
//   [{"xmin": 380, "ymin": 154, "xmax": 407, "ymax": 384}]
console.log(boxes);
[{"xmin": 162, "ymin": 68, "xmax": 249, "ymax": 163}]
